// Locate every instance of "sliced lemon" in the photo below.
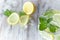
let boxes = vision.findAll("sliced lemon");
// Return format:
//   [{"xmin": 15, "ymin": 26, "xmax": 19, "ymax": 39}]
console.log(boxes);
[
  {"xmin": 23, "ymin": 2, "xmax": 35, "ymax": 15},
  {"xmin": 7, "ymin": 13, "xmax": 19, "ymax": 25},
  {"xmin": 52, "ymin": 14, "xmax": 60, "ymax": 27},
  {"xmin": 39, "ymin": 31, "xmax": 54, "ymax": 40},
  {"xmin": 45, "ymin": 28, "xmax": 50, "ymax": 33},
  {"xmin": 54, "ymin": 34, "xmax": 60, "ymax": 40},
  {"xmin": 19, "ymin": 15, "xmax": 29, "ymax": 26}
]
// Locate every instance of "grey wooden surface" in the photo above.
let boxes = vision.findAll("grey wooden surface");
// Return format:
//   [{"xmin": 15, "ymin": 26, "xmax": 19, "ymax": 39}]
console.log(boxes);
[
  {"xmin": 1, "ymin": 0, "xmax": 60, "ymax": 40},
  {"xmin": 0, "ymin": 0, "xmax": 40, "ymax": 40}
]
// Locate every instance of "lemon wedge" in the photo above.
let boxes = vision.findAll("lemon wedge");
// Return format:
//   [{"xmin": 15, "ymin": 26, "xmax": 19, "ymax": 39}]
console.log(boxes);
[
  {"xmin": 7, "ymin": 13, "xmax": 19, "ymax": 25},
  {"xmin": 19, "ymin": 15, "xmax": 29, "ymax": 26},
  {"xmin": 23, "ymin": 2, "xmax": 35, "ymax": 15},
  {"xmin": 39, "ymin": 31, "xmax": 54, "ymax": 40}
]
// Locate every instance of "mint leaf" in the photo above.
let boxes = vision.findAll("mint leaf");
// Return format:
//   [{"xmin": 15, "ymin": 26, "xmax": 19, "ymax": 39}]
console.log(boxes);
[
  {"xmin": 19, "ymin": 11, "xmax": 26, "ymax": 17},
  {"xmin": 4, "ymin": 9, "xmax": 13, "ymax": 17},
  {"xmin": 39, "ymin": 16, "xmax": 59, "ymax": 32},
  {"xmin": 49, "ymin": 24, "xmax": 59, "ymax": 33},
  {"xmin": 47, "ymin": 18, "xmax": 53, "ymax": 23},
  {"xmin": 39, "ymin": 16, "xmax": 47, "ymax": 24},
  {"xmin": 39, "ymin": 23, "xmax": 47, "ymax": 31},
  {"xmin": 39, "ymin": 16, "xmax": 48, "ymax": 31},
  {"xmin": 44, "ymin": 9, "xmax": 54, "ymax": 18}
]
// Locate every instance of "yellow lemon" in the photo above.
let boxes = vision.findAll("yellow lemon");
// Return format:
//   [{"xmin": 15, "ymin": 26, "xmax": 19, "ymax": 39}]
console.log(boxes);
[{"xmin": 23, "ymin": 2, "xmax": 35, "ymax": 15}]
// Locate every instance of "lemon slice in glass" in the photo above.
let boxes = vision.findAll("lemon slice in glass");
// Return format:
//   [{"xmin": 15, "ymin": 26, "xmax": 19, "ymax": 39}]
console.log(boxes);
[
  {"xmin": 19, "ymin": 15, "xmax": 29, "ymax": 26},
  {"xmin": 52, "ymin": 14, "xmax": 60, "ymax": 27},
  {"xmin": 39, "ymin": 31, "xmax": 54, "ymax": 40},
  {"xmin": 54, "ymin": 34, "xmax": 60, "ymax": 40},
  {"xmin": 7, "ymin": 13, "xmax": 19, "ymax": 25},
  {"xmin": 45, "ymin": 28, "xmax": 50, "ymax": 33},
  {"xmin": 23, "ymin": 2, "xmax": 35, "ymax": 15}
]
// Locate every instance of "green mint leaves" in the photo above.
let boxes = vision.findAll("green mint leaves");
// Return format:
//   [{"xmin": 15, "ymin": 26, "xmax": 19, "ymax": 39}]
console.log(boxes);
[
  {"xmin": 39, "ymin": 16, "xmax": 59, "ymax": 33},
  {"xmin": 4, "ymin": 9, "xmax": 13, "ymax": 17},
  {"xmin": 39, "ymin": 16, "xmax": 47, "ymax": 24},
  {"xmin": 39, "ymin": 16, "xmax": 48, "ymax": 31},
  {"xmin": 19, "ymin": 11, "xmax": 26, "ymax": 17},
  {"xmin": 4, "ymin": 9, "xmax": 26, "ymax": 17},
  {"xmin": 49, "ymin": 24, "xmax": 59, "ymax": 33},
  {"xmin": 44, "ymin": 9, "xmax": 54, "ymax": 18},
  {"xmin": 39, "ymin": 9, "xmax": 59, "ymax": 33}
]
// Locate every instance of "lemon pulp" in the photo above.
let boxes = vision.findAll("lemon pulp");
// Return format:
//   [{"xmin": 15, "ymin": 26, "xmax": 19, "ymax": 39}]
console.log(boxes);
[
  {"xmin": 23, "ymin": 2, "xmax": 34, "ymax": 15},
  {"xmin": 7, "ymin": 13, "xmax": 19, "ymax": 25},
  {"xmin": 51, "ymin": 14, "xmax": 60, "ymax": 27},
  {"xmin": 19, "ymin": 15, "xmax": 29, "ymax": 26}
]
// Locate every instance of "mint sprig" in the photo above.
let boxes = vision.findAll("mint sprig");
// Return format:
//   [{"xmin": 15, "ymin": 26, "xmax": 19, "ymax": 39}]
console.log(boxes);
[
  {"xmin": 4, "ymin": 9, "xmax": 13, "ymax": 17},
  {"xmin": 39, "ymin": 9, "xmax": 59, "ymax": 33},
  {"xmin": 39, "ymin": 16, "xmax": 59, "ymax": 33}
]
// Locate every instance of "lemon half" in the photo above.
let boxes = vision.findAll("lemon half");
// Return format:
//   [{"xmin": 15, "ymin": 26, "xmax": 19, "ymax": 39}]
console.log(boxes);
[
  {"xmin": 23, "ymin": 2, "xmax": 35, "ymax": 15},
  {"xmin": 52, "ymin": 14, "xmax": 60, "ymax": 27},
  {"xmin": 19, "ymin": 15, "xmax": 29, "ymax": 26},
  {"xmin": 7, "ymin": 13, "xmax": 19, "ymax": 25}
]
